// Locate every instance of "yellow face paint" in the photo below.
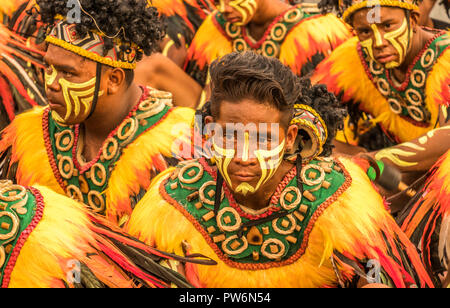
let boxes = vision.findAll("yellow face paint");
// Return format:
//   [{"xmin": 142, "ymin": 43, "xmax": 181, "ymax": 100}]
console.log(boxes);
[
  {"xmin": 44, "ymin": 65, "xmax": 58, "ymax": 91},
  {"xmin": 360, "ymin": 18, "xmax": 412, "ymax": 69},
  {"xmin": 383, "ymin": 18, "xmax": 412, "ymax": 68},
  {"xmin": 45, "ymin": 66, "xmax": 103, "ymax": 123},
  {"xmin": 219, "ymin": 0, "xmax": 258, "ymax": 26},
  {"xmin": 213, "ymin": 136, "xmax": 286, "ymax": 196},
  {"xmin": 59, "ymin": 76, "xmax": 103, "ymax": 121}
]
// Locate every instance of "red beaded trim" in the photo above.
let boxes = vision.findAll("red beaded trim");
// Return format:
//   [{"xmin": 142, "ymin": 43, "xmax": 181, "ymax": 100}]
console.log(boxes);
[
  {"xmin": 357, "ymin": 30, "xmax": 446, "ymax": 91},
  {"xmin": 385, "ymin": 30, "xmax": 446, "ymax": 92},
  {"xmin": 42, "ymin": 108, "xmax": 68, "ymax": 191},
  {"xmin": 160, "ymin": 159, "xmax": 352, "ymax": 270},
  {"xmin": 241, "ymin": 5, "xmax": 308, "ymax": 49},
  {"xmin": 73, "ymin": 86, "xmax": 150, "ymax": 174},
  {"xmin": 199, "ymin": 158, "xmax": 297, "ymax": 220},
  {"xmin": 1, "ymin": 187, "xmax": 45, "ymax": 287}
]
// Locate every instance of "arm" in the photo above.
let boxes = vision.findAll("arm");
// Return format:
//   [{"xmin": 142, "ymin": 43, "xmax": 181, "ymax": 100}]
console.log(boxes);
[
  {"xmin": 134, "ymin": 53, "xmax": 203, "ymax": 109},
  {"xmin": 370, "ymin": 107, "xmax": 450, "ymax": 173}
]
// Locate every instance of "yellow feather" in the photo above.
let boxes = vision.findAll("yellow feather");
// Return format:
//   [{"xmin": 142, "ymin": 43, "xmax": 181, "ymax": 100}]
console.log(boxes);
[
  {"xmin": 1, "ymin": 107, "xmax": 64, "ymax": 194},
  {"xmin": 8, "ymin": 185, "xmax": 95, "ymax": 288},
  {"xmin": 128, "ymin": 158, "xmax": 402, "ymax": 287},
  {"xmin": 187, "ymin": 13, "xmax": 233, "ymax": 69},
  {"xmin": 312, "ymin": 37, "xmax": 445, "ymax": 143},
  {"xmin": 279, "ymin": 14, "xmax": 352, "ymax": 75},
  {"xmin": 105, "ymin": 106, "xmax": 195, "ymax": 224}
]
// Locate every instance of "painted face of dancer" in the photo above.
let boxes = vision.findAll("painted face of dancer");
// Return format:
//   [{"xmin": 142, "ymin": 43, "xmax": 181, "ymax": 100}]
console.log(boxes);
[
  {"xmin": 352, "ymin": 7, "xmax": 416, "ymax": 69},
  {"xmin": 208, "ymin": 98, "xmax": 297, "ymax": 196},
  {"xmin": 217, "ymin": 0, "xmax": 258, "ymax": 26},
  {"xmin": 44, "ymin": 44, "xmax": 104, "ymax": 125}
]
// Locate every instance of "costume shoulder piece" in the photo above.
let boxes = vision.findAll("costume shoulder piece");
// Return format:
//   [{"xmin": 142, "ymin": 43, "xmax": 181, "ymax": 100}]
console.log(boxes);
[
  {"xmin": 0, "ymin": 181, "xmax": 44, "ymax": 287},
  {"xmin": 312, "ymin": 33, "xmax": 449, "ymax": 144},
  {"xmin": 358, "ymin": 30, "xmax": 449, "ymax": 126},
  {"xmin": 279, "ymin": 12, "xmax": 352, "ymax": 76},
  {"xmin": 159, "ymin": 157, "xmax": 351, "ymax": 268},
  {"xmin": 184, "ymin": 12, "xmax": 233, "ymax": 86},
  {"xmin": 43, "ymin": 86, "xmax": 173, "ymax": 216}
]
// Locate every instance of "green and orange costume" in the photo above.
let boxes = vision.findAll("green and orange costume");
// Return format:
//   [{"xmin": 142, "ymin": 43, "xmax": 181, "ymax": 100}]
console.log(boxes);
[
  {"xmin": 0, "ymin": 180, "xmax": 210, "ymax": 288},
  {"xmin": 184, "ymin": 4, "xmax": 352, "ymax": 87},
  {"xmin": 128, "ymin": 157, "xmax": 433, "ymax": 288}
]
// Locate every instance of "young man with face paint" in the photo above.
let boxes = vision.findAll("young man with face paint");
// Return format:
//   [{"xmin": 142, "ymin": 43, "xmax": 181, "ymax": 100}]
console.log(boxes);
[
  {"xmin": 313, "ymin": 0, "xmax": 449, "ymax": 286},
  {"xmin": 184, "ymin": 0, "xmax": 353, "ymax": 91},
  {"xmin": 126, "ymin": 52, "xmax": 433, "ymax": 288},
  {"xmin": 0, "ymin": 0, "xmax": 195, "ymax": 226}
]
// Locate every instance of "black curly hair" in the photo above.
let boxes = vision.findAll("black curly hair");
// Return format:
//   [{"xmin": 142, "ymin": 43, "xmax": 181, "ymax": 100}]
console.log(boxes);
[
  {"xmin": 208, "ymin": 51, "xmax": 298, "ymax": 128},
  {"xmin": 36, "ymin": 0, "xmax": 166, "ymax": 62},
  {"xmin": 294, "ymin": 78, "xmax": 347, "ymax": 158},
  {"xmin": 199, "ymin": 51, "xmax": 347, "ymax": 224}
]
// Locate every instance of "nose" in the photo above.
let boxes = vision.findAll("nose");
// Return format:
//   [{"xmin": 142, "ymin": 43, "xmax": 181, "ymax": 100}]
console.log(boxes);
[
  {"xmin": 233, "ymin": 156, "xmax": 258, "ymax": 167},
  {"xmin": 370, "ymin": 24, "xmax": 388, "ymax": 49},
  {"xmin": 45, "ymin": 66, "xmax": 61, "ymax": 92}
]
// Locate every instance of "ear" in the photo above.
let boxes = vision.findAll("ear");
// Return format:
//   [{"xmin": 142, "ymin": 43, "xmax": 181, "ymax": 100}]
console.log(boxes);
[
  {"xmin": 105, "ymin": 67, "xmax": 126, "ymax": 95},
  {"xmin": 410, "ymin": 11, "xmax": 420, "ymax": 30},
  {"xmin": 285, "ymin": 124, "xmax": 298, "ymax": 152},
  {"xmin": 205, "ymin": 115, "xmax": 214, "ymax": 125}
]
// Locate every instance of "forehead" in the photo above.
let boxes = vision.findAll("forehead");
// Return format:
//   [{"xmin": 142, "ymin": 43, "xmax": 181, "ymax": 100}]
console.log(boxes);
[
  {"xmin": 352, "ymin": 7, "xmax": 406, "ymax": 26},
  {"xmin": 216, "ymin": 99, "xmax": 283, "ymax": 127},
  {"xmin": 44, "ymin": 44, "xmax": 93, "ymax": 70}
]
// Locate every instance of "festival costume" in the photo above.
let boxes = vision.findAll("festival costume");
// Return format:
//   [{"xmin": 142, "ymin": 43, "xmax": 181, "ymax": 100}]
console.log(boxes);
[
  {"xmin": 311, "ymin": 0, "xmax": 450, "ymax": 286},
  {"xmin": 311, "ymin": 0, "xmax": 450, "ymax": 150},
  {"xmin": 184, "ymin": 4, "xmax": 352, "ymax": 87},
  {"xmin": 0, "ymin": 17, "xmax": 195, "ymax": 226},
  {"xmin": 0, "ymin": 180, "xmax": 210, "ymax": 288},
  {"xmin": 151, "ymin": 0, "xmax": 215, "ymax": 53},
  {"xmin": 127, "ymin": 157, "xmax": 433, "ymax": 288},
  {"xmin": 397, "ymin": 150, "xmax": 450, "ymax": 286},
  {"xmin": 312, "ymin": 30, "xmax": 450, "ymax": 149},
  {"xmin": 0, "ymin": 86, "xmax": 194, "ymax": 225},
  {"xmin": 0, "ymin": 1, "xmax": 46, "ymax": 131}
]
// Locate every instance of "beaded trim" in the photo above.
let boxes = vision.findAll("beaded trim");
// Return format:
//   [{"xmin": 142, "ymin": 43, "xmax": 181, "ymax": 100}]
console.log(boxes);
[
  {"xmin": 160, "ymin": 158, "xmax": 352, "ymax": 270},
  {"xmin": 42, "ymin": 86, "xmax": 173, "ymax": 214},
  {"xmin": 356, "ymin": 30, "xmax": 448, "ymax": 126},
  {"xmin": 1, "ymin": 187, "xmax": 45, "ymax": 287},
  {"xmin": 46, "ymin": 36, "xmax": 136, "ymax": 69}
]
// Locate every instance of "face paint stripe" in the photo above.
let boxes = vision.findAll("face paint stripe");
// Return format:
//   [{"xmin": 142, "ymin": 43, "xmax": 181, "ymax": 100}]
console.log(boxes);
[
  {"xmin": 370, "ymin": 24, "xmax": 383, "ymax": 47},
  {"xmin": 44, "ymin": 65, "xmax": 58, "ymax": 90},
  {"xmin": 58, "ymin": 76, "xmax": 99, "ymax": 121}
]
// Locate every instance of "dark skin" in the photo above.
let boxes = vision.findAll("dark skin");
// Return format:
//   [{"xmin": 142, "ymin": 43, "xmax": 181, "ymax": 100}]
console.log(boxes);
[
  {"xmin": 218, "ymin": 0, "xmax": 291, "ymax": 41},
  {"xmin": 352, "ymin": 7, "xmax": 436, "ymax": 83},
  {"xmin": 134, "ymin": 53, "xmax": 202, "ymax": 109},
  {"xmin": 44, "ymin": 44, "xmax": 142, "ymax": 162},
  {"xmin": 206, "ymin": 99, "xmax": 298, "ymax": 211},
  {"xmin": 334, "ymin": 7, "xmax": 450, "ymax": 212},
  {"xmin": 205, "ymin": 99, "xmax": 384, "ymax": 287}
]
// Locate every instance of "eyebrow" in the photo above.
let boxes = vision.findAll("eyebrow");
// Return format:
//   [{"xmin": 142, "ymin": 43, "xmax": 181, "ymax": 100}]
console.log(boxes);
[{"xmin": 44, "ymin": 58, "xmax": 76, "ymax": 72}]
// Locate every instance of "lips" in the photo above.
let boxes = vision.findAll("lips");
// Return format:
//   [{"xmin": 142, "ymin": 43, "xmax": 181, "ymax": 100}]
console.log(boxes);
[
  {"xmin": 376, "ymin": 54, "xmax": 396, "ymax": 63},
  {"xmin": 225, "ymin": 16, "xmax": 240, "ymax": 24},
  {"xmin": 233, "ymin": 172, "xmax": 257, "ymax": 182}
]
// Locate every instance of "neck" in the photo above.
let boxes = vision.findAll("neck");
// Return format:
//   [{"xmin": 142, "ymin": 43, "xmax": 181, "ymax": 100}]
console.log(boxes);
[
  {"xmin": 81, "ymin": 83, "xmax": 142, "ymax": 160},
  {"xmin": 233, "ymin": 160, "xmax": 295, "ymax": 211},
  {"xmin": 247, "ymin": 0, "xmax": 291, "ymax": 40}
]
